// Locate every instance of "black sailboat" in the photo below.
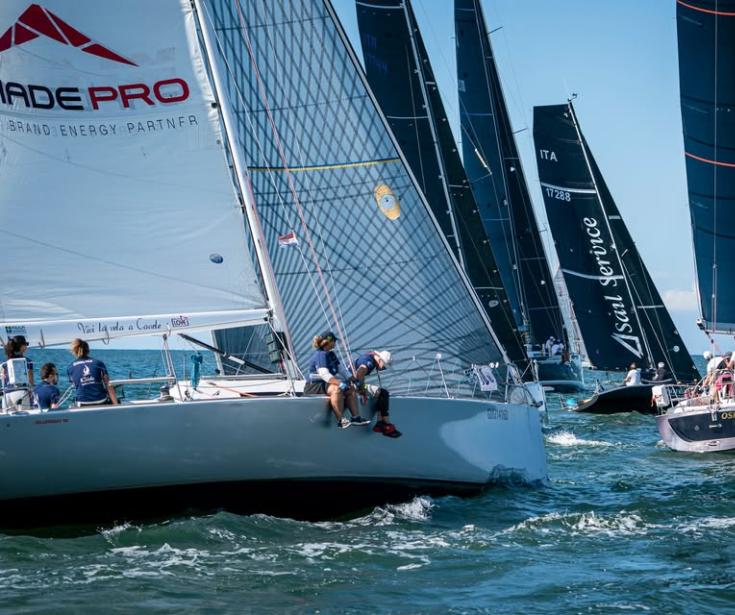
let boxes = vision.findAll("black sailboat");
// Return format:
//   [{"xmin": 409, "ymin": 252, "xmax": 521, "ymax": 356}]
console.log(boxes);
[
  {"xmin": 454, "ymin": 0, "xmax": 583, "ymax": 391},
  {"xmin": 657, "ymin": 0, "xmax": 735, "ymax": 450},
  {"xmin": 533, "ymin": 101, "xmax": 700, "ymax": 413},
  {"xmin": 355, "ymin": 0, "xmax": 527, "ymax": 369}
]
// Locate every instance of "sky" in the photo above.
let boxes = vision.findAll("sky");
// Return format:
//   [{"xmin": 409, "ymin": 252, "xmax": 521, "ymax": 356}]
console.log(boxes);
[{"xmin": 332, "ymin": 0, "xmax": 720, "ymax": 357}]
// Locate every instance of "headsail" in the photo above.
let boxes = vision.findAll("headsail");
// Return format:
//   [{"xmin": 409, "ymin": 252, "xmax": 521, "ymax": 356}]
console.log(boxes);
[
  {"xmin": 533, "ymin": 102, "xmax": 700, "ymax": 381},
  {"xmin": 455, "ymin": 0, "xmax": 564, "ymax": 347},
  {"xmin": 677, "ymin": 0, "xmax": 735, "ymax": 333},
  {"xmin": 0, "ymin": 0, "xmax": 268, "ymax": 346},
  {"xmin": 197, "ymin": 0, "xmax": 508, "ymax": 395},
  {"xmin": 355, "ymin": 0, "xmax": 527, "ymax": 367}
]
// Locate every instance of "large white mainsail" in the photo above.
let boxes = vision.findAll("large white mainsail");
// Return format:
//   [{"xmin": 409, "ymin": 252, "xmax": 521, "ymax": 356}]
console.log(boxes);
[{"xmin": 0, "ymin": 0, "xmax": 268, "ymax": 346}]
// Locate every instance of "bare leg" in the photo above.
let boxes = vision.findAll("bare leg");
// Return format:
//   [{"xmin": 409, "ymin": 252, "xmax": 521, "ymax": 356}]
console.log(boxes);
[
  {"xmin": 327, "ymin": 384, "xmax": 344, "ymax": 420},
  {"xmin": 344, "ymin": 388, "xmax": 359, "ymax": 417}
]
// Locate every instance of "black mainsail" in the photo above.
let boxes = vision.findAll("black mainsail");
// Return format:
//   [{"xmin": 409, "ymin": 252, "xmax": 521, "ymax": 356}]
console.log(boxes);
[
  {"xmin": 677, "ymin": 0, "xmax": 735, "ymax": 333},
  {"xmin": 533, "ymin": 102, "xmax": 700, "ymax": 382},
  {"xmin": 355, "ymin": 0, "xmax": 527, "ymax": 366},
  {"xmin": 455, "ymin": 0, "xmax": 564, "ymax": 349}
]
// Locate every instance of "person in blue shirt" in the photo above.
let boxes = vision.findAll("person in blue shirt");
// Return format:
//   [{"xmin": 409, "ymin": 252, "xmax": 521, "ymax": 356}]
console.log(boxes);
[
  {"xmin": 353, "ymin": 350, "xmax": 401, "ymax": 438},
  {"xmin": 33, "ymin": 363, "xmax": 61, "ymax": 411},
  {"xmin": 67, "ymin": 338, "xmax": 119, "ymax": 407},
  {"xmin": 304, "ymin": 331, "xmax": 369, "ymax": 429}
]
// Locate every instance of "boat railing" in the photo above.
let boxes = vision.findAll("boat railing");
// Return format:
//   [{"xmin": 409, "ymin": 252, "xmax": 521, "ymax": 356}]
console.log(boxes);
[{"xmin": 654, "ymin": 369, "xmax": 735, "ymax": 411}]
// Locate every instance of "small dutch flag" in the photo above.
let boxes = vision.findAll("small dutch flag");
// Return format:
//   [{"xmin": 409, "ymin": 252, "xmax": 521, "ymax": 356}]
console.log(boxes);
[{"xmin": 277, "ymin": 231, "xmax": 299, "ymax": 247}]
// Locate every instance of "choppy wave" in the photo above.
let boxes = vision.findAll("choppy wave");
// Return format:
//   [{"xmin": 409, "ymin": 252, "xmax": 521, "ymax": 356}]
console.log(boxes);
[{"xmin": 546, "ymin": 430, "xmax": 616, "ymax": 448}]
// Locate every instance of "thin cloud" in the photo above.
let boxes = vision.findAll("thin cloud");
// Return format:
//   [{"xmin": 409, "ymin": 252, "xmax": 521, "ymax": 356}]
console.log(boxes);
[{"xmin": 662, "ymin": 288, "xmax": 698, "ymax": 311}]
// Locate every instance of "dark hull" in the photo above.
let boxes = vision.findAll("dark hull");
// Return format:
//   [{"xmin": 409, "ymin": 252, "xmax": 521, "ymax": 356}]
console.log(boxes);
[
  {"xmin": 0, "ymin": 477, "xmax": 490, "ymax": 533},
  {"xmin": 574, "ymin": 385, "xmax": 655, "ymax": 415}
]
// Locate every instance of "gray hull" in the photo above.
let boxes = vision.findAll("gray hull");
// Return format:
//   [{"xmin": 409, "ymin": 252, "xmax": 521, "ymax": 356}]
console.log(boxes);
[
  {"xmin": 0, "ymin": 395, "xmax": 546, "ymax": 525},
  {"xmin": 657, "ymin": 405, "xmax": 735, "ymax": 453}
]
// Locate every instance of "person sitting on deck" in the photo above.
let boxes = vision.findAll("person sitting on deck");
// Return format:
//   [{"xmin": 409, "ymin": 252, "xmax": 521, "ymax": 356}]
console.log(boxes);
[
  {"xmin": 624, "ymin": 363, "xmax": 641, "ymax": 386},
  {"xmin": 352, "ymin": 350, "xmax": 401, "ymax": 438},
  {"xmin": 33, "ymin": 363, "xmax": 61, "ymax": 411},
  {"xmin": 304, "ymin": 331, "xmax": 369, "ymax": 429},
  {"xmin": 67, "ymin": 338, "xmax": 119, "ymax": 407}
]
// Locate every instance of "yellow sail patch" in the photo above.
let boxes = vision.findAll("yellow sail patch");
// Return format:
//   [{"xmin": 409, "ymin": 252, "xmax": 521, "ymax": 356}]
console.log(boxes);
[{"xmin": 374, "ymin": 183, "xmax": 400, "ymax": 220}]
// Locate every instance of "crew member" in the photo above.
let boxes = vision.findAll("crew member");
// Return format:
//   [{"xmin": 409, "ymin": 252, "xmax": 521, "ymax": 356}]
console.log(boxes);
[
  {"xmin": 67, "ymin": 338, "xmax": 119, "ymax": 406},
  {"xmin": 353, "ymin": 350, "xmax": 401, "ymax": 438}
]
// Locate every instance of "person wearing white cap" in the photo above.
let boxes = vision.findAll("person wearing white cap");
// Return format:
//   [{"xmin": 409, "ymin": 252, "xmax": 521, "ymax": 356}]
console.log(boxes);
[
  {"xmin": 352, "ymin": 349, "xmax": 401, "ymax": 438},
  {"xmin": 651, "ymin": 362, "xmax": 670, "ymax": 383}
]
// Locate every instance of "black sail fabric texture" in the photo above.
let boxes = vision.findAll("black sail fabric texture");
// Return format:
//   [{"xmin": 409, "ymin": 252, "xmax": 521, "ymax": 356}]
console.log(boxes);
[
  {"xmin": 677, "ymin": 0, "xmax": 735, "ymax": 333},
  {"xmin": 533, "ymin": 103, "xmax": 700, "ymax": 382},
  {"xmin": 355, "ymin": 0, "xmax": 527, "ymax": 368},
  {"xmin": 455, "ymin": 0, "xmax": 564, "ymax": 349},
  {"xmin": 199, "ymin": 0, "xmax": 506, "ymax": 396}
]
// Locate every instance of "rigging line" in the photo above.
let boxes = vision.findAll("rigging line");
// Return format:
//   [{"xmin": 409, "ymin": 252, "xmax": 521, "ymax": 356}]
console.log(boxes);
[
  {"xmin": 255, "ymin": 5, "xmax": 354, "ymax": 366},
  {"xmin": 232, "ymin": 0, "xmax": 354, "ymax": 370},
  {"xmin": 712, "ymin": 0, "xmax": 719, "ymax": 332}
]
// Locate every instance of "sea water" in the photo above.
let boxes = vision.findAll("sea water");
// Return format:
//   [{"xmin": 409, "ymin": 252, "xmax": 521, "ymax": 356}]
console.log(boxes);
[{"xmin": 1, "ymin": 352, "xmax": 733, "ymax": 613}]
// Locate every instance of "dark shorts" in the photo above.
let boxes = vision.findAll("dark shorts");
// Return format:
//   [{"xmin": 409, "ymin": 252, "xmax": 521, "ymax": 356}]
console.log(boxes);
[{"xmin": 304, "ymin": 381, "xmax": 328, "ymax": 396}]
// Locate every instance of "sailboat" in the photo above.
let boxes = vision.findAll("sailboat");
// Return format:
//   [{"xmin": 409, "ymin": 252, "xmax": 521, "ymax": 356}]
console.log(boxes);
[
  {"xmin": 0, "ymin": 0, "xmax": 546, "ymax": 526},
  {"xmin": 533, "ymin": 101, "xmax": 701, "ymax": 414},
  {"xmin": 454, "ymin": 0, "xmax": 584, "ymax": 393},
  {"xmin": 656, "ymin": 0, "xmax": 735, "ymax": 451}
]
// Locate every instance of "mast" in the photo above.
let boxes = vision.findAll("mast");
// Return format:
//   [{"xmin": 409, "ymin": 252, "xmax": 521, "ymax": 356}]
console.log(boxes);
[
  {"xmin": 400, "ymin": 1, "xmax": 464, "ymax": 268},
  {"xmin": 192, "ymin": 0, "xmax": 299, "ymax": 379},
  {"xmin": 565, "ymin": 101, "xmax": 654, "ymax": 369}
]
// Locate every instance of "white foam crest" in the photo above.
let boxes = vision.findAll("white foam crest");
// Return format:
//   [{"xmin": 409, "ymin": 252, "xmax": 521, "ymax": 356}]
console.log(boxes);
[
  {"xmin": 677, "ymin": 516, "xmax": 735, "ymax": 533},
  {"xmin": 569, "ymin": 511, "xmax": 649, "ymax": 536},
  {"xmin": 547, "ymin": 430, "xmax": 615, "ymax": 448},
  {"xmin": 505, "ymin": 510, "xmax": 653, "ymax": 538},
  {"xmin": 99, "ymin": 522, "xmax": 139, "ymax": 542},
  {"xmin": 350, "ymin": 496, "xmax": 435, "ymax": 527},
  {"xmin": 293, "ymin": 541, "xmax": 374, "ymax": 560}
]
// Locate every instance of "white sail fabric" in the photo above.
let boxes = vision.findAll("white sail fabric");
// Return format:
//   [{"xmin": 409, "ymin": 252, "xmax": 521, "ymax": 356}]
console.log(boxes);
[{"xmin": 0, "ymin": 0, "xmax": 266, "ymax": 345}]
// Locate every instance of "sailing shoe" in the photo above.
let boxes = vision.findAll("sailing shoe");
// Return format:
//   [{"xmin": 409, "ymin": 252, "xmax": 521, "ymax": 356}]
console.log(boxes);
[
  {"xmin": 350, "ymin": 415, "xmax": 370, "ymax": 426},
  {"xmin": 374, "ymin": 421, "xmax": 402, "ymax": 438},
  {"xmin": 338, "ymin": 417, "xmax": 352, "ymax": 429}
]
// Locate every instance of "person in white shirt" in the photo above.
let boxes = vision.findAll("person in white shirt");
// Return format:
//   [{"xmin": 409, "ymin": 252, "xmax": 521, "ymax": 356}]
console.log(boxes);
[{"xmin": 624, "ymin": 363, "xmax": 641, "ymax": 386}]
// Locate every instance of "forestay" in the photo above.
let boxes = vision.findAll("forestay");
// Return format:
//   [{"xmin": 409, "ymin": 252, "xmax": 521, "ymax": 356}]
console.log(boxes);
[
  {"xmin": 197, "ymin": 0, "xmax": 506, "ymax": 396},
  {"xmin": 0, "ymin": 0, "xmax": 268, "ymax": 346},
  {"xmin": 677, "ymin": 0, "xmax": 735, "ymax": 333},
  {"xmin": 355, "ymin": 0, "xmax": 527, "ymax": 368},
  {"xmin": 533, "ymin": 103, "xmax": 700, "ymax": 382},
  {"xmin": 455, "ymin": 0, "xmax": 563, "ymax": 347}
]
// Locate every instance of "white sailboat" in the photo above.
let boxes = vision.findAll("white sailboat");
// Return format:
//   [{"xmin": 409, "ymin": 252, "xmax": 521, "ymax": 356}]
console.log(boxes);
[{"xmin": 0, "ymin": 0, "xmax": 546, "ymax": 526}]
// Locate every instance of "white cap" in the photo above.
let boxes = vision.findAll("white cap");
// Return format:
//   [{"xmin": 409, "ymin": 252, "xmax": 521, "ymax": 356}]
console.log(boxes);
[
  {"xmin": 376, "ymin": 350, "xmax": 392, "ymax": 368},
  {"xmin": 703, "ymin": 350, "xmax": 713, "ymax": 360},
  {"xmin": 657, "ymin": 362, "xmax": 665, "ymax": 368}
]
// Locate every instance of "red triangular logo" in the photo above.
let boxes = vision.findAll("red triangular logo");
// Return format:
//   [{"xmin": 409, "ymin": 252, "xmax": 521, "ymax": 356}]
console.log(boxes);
[{"xmin": 0, "ymin": 4, "xmax": 137, "ymax": 66}]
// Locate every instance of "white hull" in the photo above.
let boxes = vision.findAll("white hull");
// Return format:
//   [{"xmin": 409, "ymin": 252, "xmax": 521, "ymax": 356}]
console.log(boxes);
[
  {"xmin": 0, "ymin": 395, "xmax": 546, "ymax": 523},
  {"xmin": 657, "ymin": 400, "xmax": 735, "ymax": 453}
]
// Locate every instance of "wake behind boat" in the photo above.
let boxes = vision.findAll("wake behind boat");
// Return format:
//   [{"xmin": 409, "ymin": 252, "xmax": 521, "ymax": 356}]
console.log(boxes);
[{"xmin": 0, "ymin": 0, "xmax": 547, "ymax": 527}]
